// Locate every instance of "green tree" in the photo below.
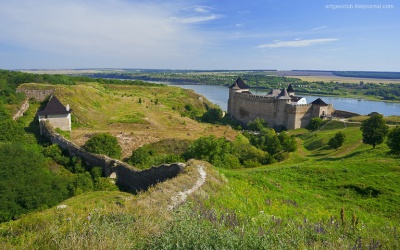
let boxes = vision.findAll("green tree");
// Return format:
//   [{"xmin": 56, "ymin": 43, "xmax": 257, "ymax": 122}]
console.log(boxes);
[
  {"xmin": 360, "ymin": 114, "xmax": 388, "ymax": 148},
  {"xmin": 184, "ymin": 135, "xmax": 241, "ymax": 169},
  {"xmin": 328, "ymin": 131, "xmax": 346, "ymax": 150},
  {"xmin": 0, "ymin": 119, "xmax": 25, "ymax": 142},
  {"xmin": 201, "ymin": 106, "xmax": 223, "ymax": 123},
  {"xmin": 128, "ymin": 146, "xmax": 154, "ymax": 168},
  {"xmin": 387, "ymin": 126, "xmax": 400, "ymax": 154},
  {"xmin": 278, "ymin": 132, "xmax": 298, "ymax": 152},
  {"xmin": 247, "ymin": 118, "xmax": 268, "ymax": 131},
  {"xmin": 0, "ymin": 143, "xmax": 71, "ymax": 222},
  {"xmin": 83, "ymin": 133, "xmax": 122, "ymax": 159},
  {"xmin": 307, "ymin": 117, "xmax": 323, "ymax": 131}
]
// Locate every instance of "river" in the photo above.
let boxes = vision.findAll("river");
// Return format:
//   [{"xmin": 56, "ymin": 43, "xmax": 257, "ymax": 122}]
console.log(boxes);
[{"xmin": 163, "ymin": 83, "xmax": 400, "ymax": 116}]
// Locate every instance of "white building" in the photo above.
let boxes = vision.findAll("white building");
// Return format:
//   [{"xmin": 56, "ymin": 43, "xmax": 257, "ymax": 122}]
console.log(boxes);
[{"xmin": 37, "ymin": 96, "xmax": 71, "ymax": 134}]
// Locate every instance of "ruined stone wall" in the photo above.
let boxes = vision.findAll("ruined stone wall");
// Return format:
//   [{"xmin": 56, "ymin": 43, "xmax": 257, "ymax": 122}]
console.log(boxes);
[
  {"xmin": 13, "ymin": 99, "xmax": 30, "ymax": 120},
  {"xmin": 40, "ymin": 121, "xmax": 184, "ymax": 192},
  {"xmin": 16, "ymin": 89, "xmax": 55, "ymax": 101}
]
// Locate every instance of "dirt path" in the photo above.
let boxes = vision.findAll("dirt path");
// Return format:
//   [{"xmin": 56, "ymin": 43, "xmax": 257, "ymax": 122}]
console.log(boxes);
[{"xmin": 167, "ymin": 164, "xmax": 206, "ymax": 211}]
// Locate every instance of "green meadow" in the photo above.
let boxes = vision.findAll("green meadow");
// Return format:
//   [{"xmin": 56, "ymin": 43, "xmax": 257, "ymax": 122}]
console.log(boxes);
[{"xmin": 1, "ymin": 82, "xmax": 399, "ymax": 249}]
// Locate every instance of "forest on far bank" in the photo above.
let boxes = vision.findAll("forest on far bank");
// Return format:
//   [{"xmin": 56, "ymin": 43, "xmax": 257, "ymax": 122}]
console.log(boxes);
[{"xmin": 77, "ymin": 70, "xmax": 400, "ymax": 101}]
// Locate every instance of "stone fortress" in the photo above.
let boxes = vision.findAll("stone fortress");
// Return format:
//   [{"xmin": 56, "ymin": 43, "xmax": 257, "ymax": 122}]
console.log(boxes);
[{"xmin": 227, "ymin": 77, "xmax": 335, "ymax": 129}]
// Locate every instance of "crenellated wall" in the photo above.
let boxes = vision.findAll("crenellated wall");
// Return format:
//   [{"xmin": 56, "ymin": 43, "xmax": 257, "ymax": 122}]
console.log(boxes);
[
  {"xmin": 228, "ymin": 90, "xmax": 335, "ymax": 129},
  {"xmin": 40, "ymin": 121, "xmax": 185, "ymax": 192},
  {"xmin": 229, "ymin": 92, "xmax": 283, "ymax": 127}
]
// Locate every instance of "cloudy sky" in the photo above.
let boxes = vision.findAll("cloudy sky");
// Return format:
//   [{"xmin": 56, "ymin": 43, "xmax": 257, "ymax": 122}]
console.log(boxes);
[{"xmin": 0, "ymin": 0, "xmax": 399, "ymax": 71}]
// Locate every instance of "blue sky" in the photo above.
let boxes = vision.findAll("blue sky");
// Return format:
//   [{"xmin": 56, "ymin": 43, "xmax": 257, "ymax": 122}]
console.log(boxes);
[{"xmin": 0, "ymin": 0, "xmax": 398, "ymax": 71}]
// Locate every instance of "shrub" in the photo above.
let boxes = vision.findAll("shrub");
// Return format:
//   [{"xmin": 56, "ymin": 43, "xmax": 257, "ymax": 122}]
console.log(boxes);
[
  {"xmin": 247, "ymin": 118, "xmax": 268, "ymax": 131},
  {"xmin": 328, "ymin": 131, "xmax": 346, "ymax": 150},
  {"xmin": 0, "ymin": 143, "xmax": 72, "ymax": 222},
  {"xmin": 129, "ymin": 147, "xmax": 184, "ymax": 169},
  {"xmin": 279, "ymin": 132, "xmax": 297, "ymax": 152},
  {"xmin": 83, "ymin": 133, "xmax": 122, "ymax": 159},
  {"xmin": 387, "ymin": 126, "xmax": 400, "ymax": 154},
  {"xmin": 307, "ymin": 117, "xmax": 323, "ymax": 131},
  {"xmin": 201, "ymin": 106, "xmax": 223, "ymax": 123},
  {"xmin": 0, "ymin": 119, "xmax": 25, "ymax": 142}
]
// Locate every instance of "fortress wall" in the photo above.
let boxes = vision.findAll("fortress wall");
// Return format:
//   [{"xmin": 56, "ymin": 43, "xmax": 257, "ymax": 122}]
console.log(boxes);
[
  {"xmin": 333, "ymin": 109, "xmax": 359, "ymax": 118},
  {"xmin": 40, "ymin": 121, "xmax": 184, "ymax": 192},
  {"xmin": 228, "ymin": 87, "xmax": 337, "ymax": 130},
  {"xmin": 17, "ymin": 89, "xmax": 55, "ymax": 101},
  {"xmin": 286, "ymin": 105, "xmax": 313, "ymax": 129},
  {"xmin": 275, "ymin": 100, "xmax": 289, "ymax": 127},
  {"xmin": 230, "ymin": 92, "xmax": 279, "ymax": 126}
]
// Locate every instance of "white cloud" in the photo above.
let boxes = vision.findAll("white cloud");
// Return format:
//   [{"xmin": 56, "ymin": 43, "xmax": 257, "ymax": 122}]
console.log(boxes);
[
  {"xmin": 311, "ymin": 26, "xmax": 328, "ymax": 31},
  {"xmin": 0, "ymin": 0, "xmax": 220, "ymax": 68},
  {"xmin": 257, "ymin": 38, "xmax": 339, "ymax": 48},
  {"xmin": 190, "ymin": 6, "xmax": 212, "ymax": 13},
  {"xmin": 170, "ymin": 14, "xmax": 224, "ymax": 24}
]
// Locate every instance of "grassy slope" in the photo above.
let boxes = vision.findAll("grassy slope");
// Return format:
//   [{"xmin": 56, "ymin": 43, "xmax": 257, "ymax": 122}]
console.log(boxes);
[
  {"xmin": 2, "ymin": 84, "xmax": 399, "ymax": 249},
  {"xmin": 18, "ymin": 82, "xmax": 237, "ymax": 158}
]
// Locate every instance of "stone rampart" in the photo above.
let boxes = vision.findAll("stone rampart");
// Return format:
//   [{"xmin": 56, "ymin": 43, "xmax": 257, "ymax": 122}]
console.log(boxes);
[
  {"xmin": 13, "ymin": 99, "xmax": 30, "ymax": 120},
  {"xmin": 40, "ymin": 121, "xmax": 184, "ymax": 192},
  {"xmin": 333, "ymin": 110, "xmax": 360, "ymax": 118},
  {"xmin": 17, "ymin": 89, "xmax": 55, "ymax": 101}
]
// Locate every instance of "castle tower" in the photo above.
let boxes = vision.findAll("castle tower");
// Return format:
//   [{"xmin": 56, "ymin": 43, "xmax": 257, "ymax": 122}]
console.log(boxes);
[
  {"xmin": 311, "ymin": 98, "xmax": 329, "ymax": 118},
  {"xmin": 275, "ymin": 88, "xmax": 291, "ymax": 127},
  {"xmin": 287, "ymin": 84, "xmax": 295, "ymax": 96},
  {"xmin": 228, "ymin": 77, "xmax": 249, "ymax": 117}
]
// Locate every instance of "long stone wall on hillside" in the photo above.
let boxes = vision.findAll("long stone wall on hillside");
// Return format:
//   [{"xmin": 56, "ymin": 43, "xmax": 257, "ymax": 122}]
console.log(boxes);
[
  {"xmin": 13, "ymin": 99, "xmax": 30, "ymax": 120},
  {"xmin": 40, "ymin": 121, "xmax": 185, "ymax": 192},
  {"xmin": 17, "ymin": 89, "xmax": 55, "ymax": 101}
]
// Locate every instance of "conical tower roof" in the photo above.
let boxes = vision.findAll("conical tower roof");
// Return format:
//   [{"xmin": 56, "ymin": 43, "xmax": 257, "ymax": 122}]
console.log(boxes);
[
  {"xmin": 287, "ymin": 84, "xmax": 294, "ymax": 93},
  {"xmin": 278, "ymin": 88, "xmax": 291, "ymax": 100},
  {"xmin": 311, "ymin": 98, "xmax": 328, "ymax": 106},
  {"xmin": 229, "ymin": 77, "xmax": 249, "ymax": 89}
]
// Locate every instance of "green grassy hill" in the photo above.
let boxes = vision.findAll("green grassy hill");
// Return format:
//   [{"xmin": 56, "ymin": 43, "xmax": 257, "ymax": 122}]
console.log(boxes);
[
  {"xmin": 1, "ymin": 83, "xmax": 399, "ymax": 249},
  {"xmin": 18, "ymin": 82, "xmax": 237, "ymax": 158}
]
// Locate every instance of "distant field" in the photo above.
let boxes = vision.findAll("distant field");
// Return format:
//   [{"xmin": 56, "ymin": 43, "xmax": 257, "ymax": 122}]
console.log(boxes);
[
  {"xmin": 19, "ymin": 69, "xmax": 400, "ymax": 84},
  {"xmin": 289, "ymin": 75, "xmax": 400, "ymax": 84},
  {"xmin": 20, "ymin": 69, "xmax": 110, "ymax": 74}
]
